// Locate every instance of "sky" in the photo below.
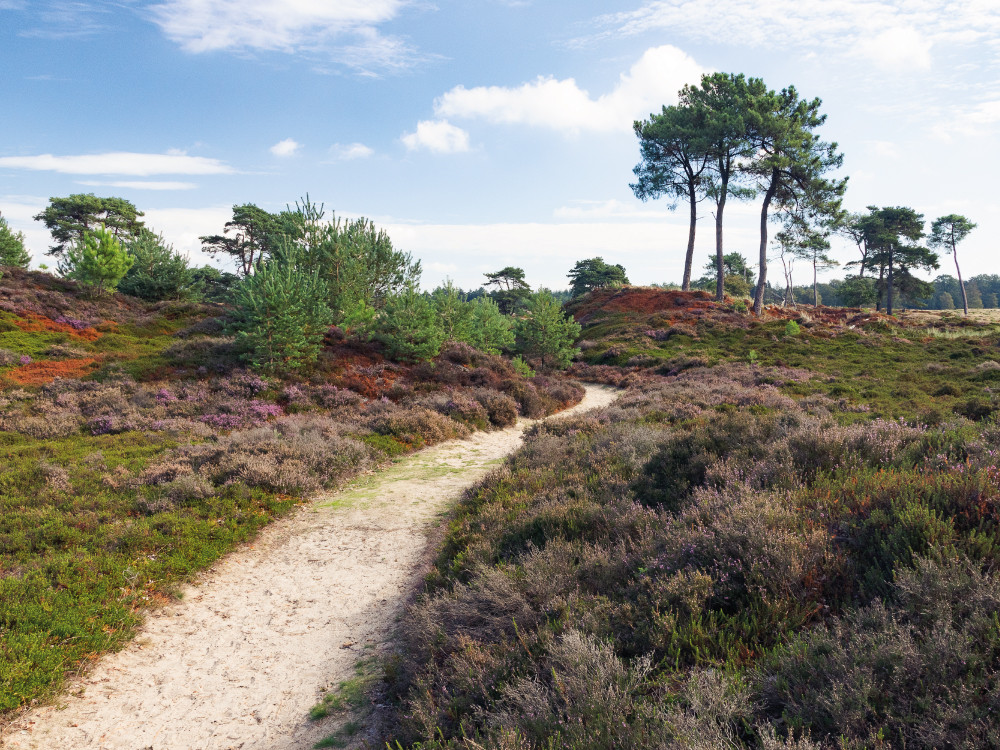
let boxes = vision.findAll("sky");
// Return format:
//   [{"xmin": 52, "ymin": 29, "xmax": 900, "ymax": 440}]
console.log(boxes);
[{"xmin": 1, "ymin": 0, "xmax": 998, "ymax": 291}]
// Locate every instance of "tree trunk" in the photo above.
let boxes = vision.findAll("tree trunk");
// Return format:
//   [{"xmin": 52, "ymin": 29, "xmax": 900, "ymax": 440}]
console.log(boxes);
[
  {"xmin": 715, "ymin": 194, "xmax": 727, "ymax": 303},
  {"xmin": 954, "ymin": 244, "xmax": 969, "ymax": 316},
  {"xmin": 753, "ymin": 169, "xmax": 778, "ymax": 316},
  {"xmin": 876, "ymin": 266, "xmax": 885, "ymax": 312},
  {"xmin": 682, "ymin": 183, "xmax": 697, "ymax": 291},
  {"xmin": 886, "ymin": 248, "xmax": 895, "ymax": 316},
  {"xmin": 813, "ymin": 258, "xmax": 819, "ymax": 307}
]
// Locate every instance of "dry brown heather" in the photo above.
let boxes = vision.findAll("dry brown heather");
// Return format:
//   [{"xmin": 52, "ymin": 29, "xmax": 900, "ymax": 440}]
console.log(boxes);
[{"xmin": 378, "ymin": 289, "xmax": 1000, "ymax": 750}]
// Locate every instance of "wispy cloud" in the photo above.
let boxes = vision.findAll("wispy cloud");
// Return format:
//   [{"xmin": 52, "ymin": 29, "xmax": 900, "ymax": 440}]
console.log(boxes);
[
  {"xmin": 269, "ymin": 138, "xmax": 301, "ymax": 157},
  {"xmin": 77, "ymin": 180, "xmax": 198, "ymax": 190},
  {"xmin": 402, "ymin": 120, "xmax": 470, "ymax": 154},
  {"xmin": 17, "ymin": 1, "xmax": 111, "ymax": 40},
  {"xmin": 329, "ymin": 142, "xmax": 375, "ymax": 160},
  {"xmin": 0, "ymin": 151, "xmax": 234, "ymax": 176},
  {"xmin": 148, "ymin": 0, "xmax": 419, "ymax": 73},
  {"xmin": 433, "ymin": 45, "xmax": 705, "ymax": 133},
  {"xmin": 588, "ymin": 0, "xmax": 1000, "ymax": 71}
]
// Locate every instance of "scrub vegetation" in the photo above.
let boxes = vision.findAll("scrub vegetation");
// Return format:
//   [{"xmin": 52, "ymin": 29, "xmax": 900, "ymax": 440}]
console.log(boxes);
[
  {"xmin": 380, "ymin": 287, "xmax": 1000, "ymax": 750},
  {"xmin": 0, "ymin": 257, "xmax": 583, "ymax": 717}
]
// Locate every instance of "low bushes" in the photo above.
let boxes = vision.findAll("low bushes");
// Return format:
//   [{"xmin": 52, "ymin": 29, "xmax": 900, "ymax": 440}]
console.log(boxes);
[{"xmin": 381, "ymin": 361, "xmax": 1000, "ymax": 749}]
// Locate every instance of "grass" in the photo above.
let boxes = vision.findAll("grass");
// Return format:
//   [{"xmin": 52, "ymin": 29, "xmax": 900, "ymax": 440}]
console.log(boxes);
[{"xmin": 311, "ymin": 658, "xmax": 378, "ymax": 749}]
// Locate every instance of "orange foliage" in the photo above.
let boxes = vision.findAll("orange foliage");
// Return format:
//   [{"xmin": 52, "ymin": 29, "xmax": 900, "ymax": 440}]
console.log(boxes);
[
  {"xmin": 12, "ymin": 313, "xmax": 102, "ymax": 341},
  {"xmin": 8, "ymin": 357, "xmax": 101, "ymax": 385}
]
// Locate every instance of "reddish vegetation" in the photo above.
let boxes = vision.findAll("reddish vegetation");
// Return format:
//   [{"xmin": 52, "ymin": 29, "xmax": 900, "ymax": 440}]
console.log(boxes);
[
  {"xmin": 567, "ymin": 286, "xmax": 900, "ymax": 329},
  {"xmin": 12, "ymin": 313, "xmax": 102, "ymax": 341},
  {"xmin": 568, "ymin": 288, "xmax": 716, "ymax": 322},
  {"xmin": 7, "ymin": 357, "xmax": 101, "ymax": 386}
]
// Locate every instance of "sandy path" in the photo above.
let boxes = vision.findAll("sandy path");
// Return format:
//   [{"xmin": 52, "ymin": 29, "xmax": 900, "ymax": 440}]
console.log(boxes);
[{"xmin": 2, "ymin": 385, "xmax": 617, "ymax": 750}]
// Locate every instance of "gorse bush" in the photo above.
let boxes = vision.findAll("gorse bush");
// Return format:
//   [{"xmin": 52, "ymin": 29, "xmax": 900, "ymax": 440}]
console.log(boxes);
[{"xmin": 229, "ymin": 260, "xmax": 334, "ymax": 374}]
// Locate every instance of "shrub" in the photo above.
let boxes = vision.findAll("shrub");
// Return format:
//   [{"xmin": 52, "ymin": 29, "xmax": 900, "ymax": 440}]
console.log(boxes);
[
  {"xmin": 229, "ymin": 260, "xmax": 334, "ymax": 374},
  {"xmin": 468, "ymin": 296, "xmax": 515, "ymax": 354},
  {"xmin": 58, "ymin": 225, "xmax": 135, "ymax": 296},
  {"xmin": 515, "ymin": 291, "xmax": 581, "ymax": 369},
  {"xmin": 369, "ymin": 287, "xmax": 445, "ymax": 363},
  {"xmin": 758, "ymin": 557, "xmax": 1000, "ymax": 749},
  {"xmin": 0, "ymin": 211, "xmax": 31, "ymax": 269},
  {"xmin": 118, "ymin": 230, "xmax": 195, "ymax": 301},
  {"xmin": 785, "ymin": 319, "xmax": 801, "ymax": 336}
]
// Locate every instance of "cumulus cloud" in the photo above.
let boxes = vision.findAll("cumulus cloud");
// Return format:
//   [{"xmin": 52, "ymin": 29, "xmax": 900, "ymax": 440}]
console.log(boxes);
[
  {"xmin": 270, "ymin": 138, "xmax": 301, "ymax": 157},
  {"xmin": 149, "ymin": 0, "xmax": 416, "ymax": 71},
  {"xmin": 0, "ymin": 151, "xmax": 233, "ymax": 176},
  {"xmin": 401, "ymin": 120, "xmax": 470, "ymax": 154},
  {"xmin": 553, "ymin": 198, "xmax": 666, "ymax": 220},
  {"xmin": 433, "ymin": 45, "xmax": 705, "ymax": 133},
  {"xmin": 330, "ymin": 142, "xmax": 374, "ymax": 160}
]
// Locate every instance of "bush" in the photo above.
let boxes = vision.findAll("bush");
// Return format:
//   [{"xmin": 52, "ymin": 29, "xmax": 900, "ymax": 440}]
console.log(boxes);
[
  {"xmin": 785, "ymin": 319, "xmax": 801, "ymax": 336},
  {"xmin": 58, "ymin": 225, "xmax": 135, "ymax": 296},
  {"xmin": 229, "ymin": 260, "xmax": 334, "ymax": 374},
  {"xmin": 515, "ymin": 291, "xmax": 581, "ymax": 369},
  {"xmin": 0, "ymin": 212, "xmax": 31, "ymax": 269},
  {"xmin": 118, "ymin": 230, "xmax": 195, "ymax": 301},
  {"xmin": 759, "ymin": 557, "xmax": 1000, "ymax": 749},
  {"xmin": 370, "ymin": 287, "xmax": 445, "ymax": 363},
  {"xmin": 468, "ymin": 296, "xmax": 515, "ymax": 355}
]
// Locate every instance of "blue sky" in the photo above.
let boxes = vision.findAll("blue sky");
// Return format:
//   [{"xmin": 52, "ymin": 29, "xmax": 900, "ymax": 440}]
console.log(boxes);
[{"xmin": 1, "ymin": 0, "xmax": 998, "ymax": 291}]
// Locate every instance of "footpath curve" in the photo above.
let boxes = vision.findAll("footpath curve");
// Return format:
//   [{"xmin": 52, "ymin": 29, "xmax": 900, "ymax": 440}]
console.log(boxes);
[{"xmin": 2, "ymin": 384, "xmax": 618, "ymax": 750}]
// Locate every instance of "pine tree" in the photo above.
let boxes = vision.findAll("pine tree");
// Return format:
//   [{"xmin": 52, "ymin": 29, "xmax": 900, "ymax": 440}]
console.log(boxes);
[
  {"xmin": 118, "ymin": 229, "xmax": 195, "ymax": 301},
  {"xmin": 59, "ymin": 225, "xmax": 135, "ymax": 296},
  {"xmin": 468, "ymin": 296, "xmax": 514, "ymax": 355},
  {"xmin": 229, "ymin": 260, "xmax": 334, "ymax": 374},
  {"xmin": 515, "ymin": 291, "xmax": 581, "ymax": 369},
  {"xmin": 370, "ymin": 287, "xmax": 445, "ymax": 363},
  {"xmin": 0, "ymin": 212, "xmax": 31, "ymax": 269},
  {"xmin": 431, "ymin": 281, "xmax": 474, "ymax": 342}
]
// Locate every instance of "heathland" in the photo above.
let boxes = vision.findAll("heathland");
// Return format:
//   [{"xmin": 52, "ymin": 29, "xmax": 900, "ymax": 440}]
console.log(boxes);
[{"xmin": 378, "ymin": 288, "xmax": 1000, "ymax": 750}]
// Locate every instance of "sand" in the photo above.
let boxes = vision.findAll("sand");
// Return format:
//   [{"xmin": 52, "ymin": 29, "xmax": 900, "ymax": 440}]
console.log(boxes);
[{"xmin": 1, "ymin": 384, "xmax": 617, "ymax": 750}]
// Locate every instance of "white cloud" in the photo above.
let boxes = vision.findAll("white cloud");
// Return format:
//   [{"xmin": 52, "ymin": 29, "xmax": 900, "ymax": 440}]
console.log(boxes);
[
  {"xmin": 270, "ymin": 138, "xmax": 301, "ymax": 157},
  {"xmin": 330, "ymin": 142, "xmax": 374, "ymax": 160},
  {"xmin": 0, "ymin": 151, "xmax": 233, "ymax": 176},
  {"xmin": 401, "ymin": 120, "xmax": 470, "ymax": 154},
  {"xmin": 591, "ymin": 1, "xmax": 1000, "ymax": 70},
  {"xmin": 434, "ymin": 45, "xmax": 705, "ymax": 133},
  {"xmin": 553, "ymin": 198, "xmax": 666, "ymax": 220},
  {"xmin": 149, "ymin": 0, "xmax": 415, "ymax": 71},
  {"xmin": 77, "ymin": 180, "xmax": 198, "ymax": 190},
  {"xmin": 853, "ymin": 27, "xmax": 932, "ymax": 71}
]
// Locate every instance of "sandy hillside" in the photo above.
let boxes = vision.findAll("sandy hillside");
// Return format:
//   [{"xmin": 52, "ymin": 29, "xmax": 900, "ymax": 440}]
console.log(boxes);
[{"xmin": 1, "ymin": 384, "xmax": 617, "ymax": 750}]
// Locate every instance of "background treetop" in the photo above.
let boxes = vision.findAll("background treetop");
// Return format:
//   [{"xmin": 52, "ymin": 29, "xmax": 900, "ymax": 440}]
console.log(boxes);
[{"xmin": 34, "ymin": 194, "xmax": 145, "ymax": 256}]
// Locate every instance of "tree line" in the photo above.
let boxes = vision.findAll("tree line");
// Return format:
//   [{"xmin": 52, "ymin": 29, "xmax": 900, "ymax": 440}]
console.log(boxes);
[
  {"xmin": 1, "ymin": 193, "xmax": 640, "ymax": 375},
  {"xmin": 632, "ymin": 72, "xmax": 979, "ymax": 316}
]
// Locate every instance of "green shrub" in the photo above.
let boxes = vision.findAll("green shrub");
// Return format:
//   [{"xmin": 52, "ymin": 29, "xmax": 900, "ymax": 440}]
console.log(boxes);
[
  {"xmin": 229, "ymin": 260, "xmax": 334, "ymax": 374},
  {"xmin": 369, "ymin": 287, "xmax": 445, "ymax": 363},
  {"xmin": 430, "ymin": 280, "xmax": 473, "ymax": 342},
  {"xmin": 0, "ymin": 212, "xmax": 31, "ymax": 270},
  {"xmin": 515, "ymin": 291, "xmax": 581, "ymax": 369},
  {"xmin": 118, "ymin": 230, "xmax": 195, "ymax": 301},
  {"xmin": 468, "ymin": 296, "xmax": 514, "ymax": 355},
  {"xmin": 785, "ymin": 319, "xmax": 801, "ymax": 336},
  {"xmin": 58, "ymin": 225, "xmax": 135, "ymax": 296}
]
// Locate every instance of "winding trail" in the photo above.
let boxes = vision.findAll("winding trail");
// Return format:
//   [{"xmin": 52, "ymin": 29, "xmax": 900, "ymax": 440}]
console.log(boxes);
[{"xmin": 2, "ymin": 385, "xmax": 617, "ymax": 750}]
